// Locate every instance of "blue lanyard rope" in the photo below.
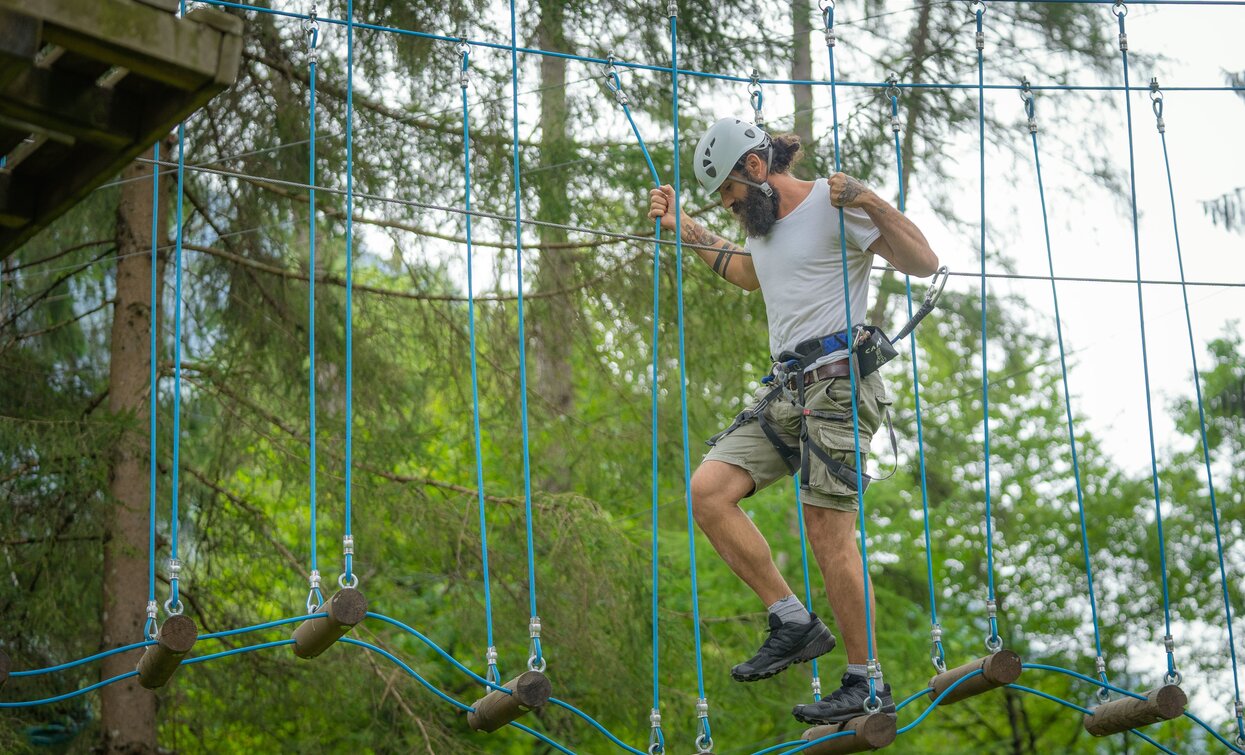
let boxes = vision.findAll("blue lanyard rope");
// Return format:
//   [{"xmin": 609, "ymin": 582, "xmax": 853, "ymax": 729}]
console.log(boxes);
[
  {"xmin": 973, "ymin": 3, "xmax": 1001, "ymax": 651},
  {"xmin": 306, "ymin": 11, "xmax": 324, "ymax": 611},
  {"xmin": 1115, "ymin": 3, "xmax": 1177, "ymax": 680},
  {"xmin": 1150, "ymin": 84, "xmax": 1243, "ymax": 739},
  {"xmin": 169, "ymin": 0, "xmax": 188, "ymax": 612},
  {"xmin": 508, "ymin": 0, "xmax": 542, "ymax": 669},
  {"xmin": 793, "ymin": 483, "xmax": 823, "ymax": 699},
  {"xmin": 668, "ymin": 9, "xmax": 713, "ymax": 752},
  {"xmin": 341, "ymin": 0, "xmax": 357, "ymax": 588},
  {"xmin": 460, "ymin": 45, "xmax": 499, "ymax": 683},
  {"xmin": 1022, "ymin": 87, "xmax": 1109, "ymax": 689},
  {"xmin": 823, "ymin": 0, "xmax": 881, "ymax": 699},
  {"xmin": 146, "ymin": 141, "xmax": 161, "ymax": 640},
  {"xmin": 603, "ymin": 65, "xmax": 668, "ymax": 750},
  {"xmin": 887, "ymin": 87, "xmax": 944, "ymax": 672}
]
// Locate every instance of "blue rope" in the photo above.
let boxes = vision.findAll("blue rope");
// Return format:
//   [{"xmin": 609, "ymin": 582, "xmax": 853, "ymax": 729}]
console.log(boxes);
[
  {"xmin": 793, "ymin": 482, "xmax": 822, "ymax": 700},
  {"xmin": 342, "ymin": 0, "xmax": 356, "ymax": 586},
  {"xmin": 1115, "ymin": 4, "xmax": 1176, "ymax": 680},
  {"xmin": 193, "ymin": 1, "xmax": 1245, "ymax": 91},
  {"xmin": 823, "ymin": 0, "xmax": 881, "ymax": 701},
  {"xmin": 169, "ymin": 118, "xmax": 186, "ymax": 615},
  {"xmin": 973, "ymin": 2, "xmax": 1001, "ymax": 650},
  {"xmin": 0, "ymin": 672, "xmax": 140, "ymax": 708},
  {"xmin": 146, "ymin": 141, "xmax": 160, "ymax": 641},
  {"xmin": 888, "ymin": 85, "xmax": 944, "ymax": 672},
  {"xmin": 459, "ymin": 44, "xmax": 498, "ymax": 683},
  {"xmin": 507, "ymin": 0, "xmax": 542, "ymax": 667},
  {"xmin": 1151, "ymin": 86, "xmax": 1245, "ymax": 744},
  {"xmin": 604, "ymin": 66, "xmax": 667, "ymax": 750},
  {"xmin": 668, "ymin": 10, "xmax": 713, "ymax": 752},
  {"xmin": 1021, "ymin": 87, "xmax": 1108, "ymax": 687},
  {"xmin": 307, "ymin": 11, "xmax": 324, "ymax": 611}
]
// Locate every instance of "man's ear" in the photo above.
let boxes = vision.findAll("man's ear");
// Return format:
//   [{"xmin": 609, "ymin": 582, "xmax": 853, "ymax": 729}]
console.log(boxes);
[{"xmin": 744, "ymin": 152, "xmax": 766, "ymax": 178}]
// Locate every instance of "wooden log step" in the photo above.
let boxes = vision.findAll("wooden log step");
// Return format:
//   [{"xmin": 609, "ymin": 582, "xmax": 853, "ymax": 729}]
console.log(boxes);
[
  {"xmin": 467, "ymin": 671, "xmax": 552, "ymax": 733},
  {"xmin": 928, "ymin": 650, "xmax": 1022, "ymax": 706},
  {"xmin": 1083, "ymin": 685, "xmax": 1186, "ymax": 737},
  {"xmin": 800, "ymin": 713, "xmax": 898, "ymax": 754},
  {"xmin": 136, "ymin": 614, "xmax": 197, "ymax": 689},
  {"xmin": 292, "ymin": 587, "xmax": 367, "ymax": 659}
]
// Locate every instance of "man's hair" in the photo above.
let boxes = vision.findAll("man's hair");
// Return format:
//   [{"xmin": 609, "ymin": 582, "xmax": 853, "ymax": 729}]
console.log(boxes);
[{"xmin": 734, "ymin": 132, "xmax": 803, "ymax": 175}]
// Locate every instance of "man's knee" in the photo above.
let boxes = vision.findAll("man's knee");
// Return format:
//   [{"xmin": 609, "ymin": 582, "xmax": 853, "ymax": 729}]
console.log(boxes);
[{"xmin": 690, "ymin": 462, "xmax": 752, "ymax": 525}]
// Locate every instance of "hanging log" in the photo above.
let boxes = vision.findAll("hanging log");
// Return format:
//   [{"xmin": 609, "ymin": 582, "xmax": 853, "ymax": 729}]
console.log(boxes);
[
  {"xmin": 292, "ymin": 587, "xmax": 367, "ymax": 659},
  {"xmin": 467, "ymin": 670, "xmax": 552, "ymax": 733},
  {"xmin": 800, "ymin": 713, "xmax": 897, "ymax": 754},
  {"xmin": 1083, "ymin": 684, "xmax": 1186, "ymax": 737},
  {"xmin": 136, "ymin": 614, "xmax": 197, "ymax": 689},
  {"xmin": 927, "ymin": 650, "xmax": 1022, "ymax": 705}
]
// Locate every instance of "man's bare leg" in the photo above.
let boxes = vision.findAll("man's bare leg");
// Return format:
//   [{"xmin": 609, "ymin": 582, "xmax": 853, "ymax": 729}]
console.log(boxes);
[
  {"xmin": 690, "ymin": 461, "xmax": 793, "ymax": 605},
  {"xmin": 802, "ymin": 505, "xmax": 876, "ymax": 664}
]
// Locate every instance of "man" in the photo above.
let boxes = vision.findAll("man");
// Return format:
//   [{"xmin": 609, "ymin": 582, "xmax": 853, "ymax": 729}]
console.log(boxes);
[{"xmin": 646, "ymin": 118, "xmax": 939, "ymax": 724}]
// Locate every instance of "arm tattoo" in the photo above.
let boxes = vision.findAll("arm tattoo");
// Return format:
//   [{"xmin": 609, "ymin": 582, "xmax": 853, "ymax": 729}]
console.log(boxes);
[
  {"xmin": 838, "ymin": 176, "xmax": 868, "ymax": 205},
  {"xmin": 683, "ymin": 220, "xmax": 745, "ymax": 279}
]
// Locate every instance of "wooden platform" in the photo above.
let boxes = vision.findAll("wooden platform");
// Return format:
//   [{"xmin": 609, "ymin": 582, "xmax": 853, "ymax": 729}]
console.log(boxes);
[{"xmin": 0, "ymin": 0, "xmax": 243, "ymax": 255}]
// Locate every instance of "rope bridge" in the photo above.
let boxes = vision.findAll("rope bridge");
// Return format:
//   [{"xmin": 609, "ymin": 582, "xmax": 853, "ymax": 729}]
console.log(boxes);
[{"xmin": 2, "ymin": 0, "xmax": 1243, "ymax": 752}]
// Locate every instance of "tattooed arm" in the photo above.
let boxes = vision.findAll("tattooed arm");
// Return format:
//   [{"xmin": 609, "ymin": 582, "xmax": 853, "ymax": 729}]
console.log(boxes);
[
  {"xmin": 648, "ymin": 185, "xmax": 759, "ymax": 291},
  {"xmin": 828, "ymin": 172, "xmax": 939, "ymax": 277}
]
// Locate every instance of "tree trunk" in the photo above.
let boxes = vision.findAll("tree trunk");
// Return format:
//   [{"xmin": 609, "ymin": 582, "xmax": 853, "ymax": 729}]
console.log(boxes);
[
  {"xmin": 100, "ymin": 145, "xmax": 170, "ymax": 754},
  {"xmin": 790, "ymin": 0, "xmax": 814, "ymax": 165},
  {"xmin": 867, "ymin": 0, "xmax": 934, "ymax": 328},
  {"xmin": 529, "ymin": 0, "xmax": 575, "ymax": 493}
]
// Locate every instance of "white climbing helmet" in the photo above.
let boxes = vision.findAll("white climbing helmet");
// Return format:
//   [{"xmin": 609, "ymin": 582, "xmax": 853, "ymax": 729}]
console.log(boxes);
[{"xmin": 693, "ymin": 117, "xmax": 773, "ymax": 196}]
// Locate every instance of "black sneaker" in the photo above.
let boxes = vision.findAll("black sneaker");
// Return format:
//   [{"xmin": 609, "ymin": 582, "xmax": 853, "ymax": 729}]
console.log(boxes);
[
  {"xmin": 730, "ymin": 613, "xmax": 836, "ymax": 682},
  {"xmin": 792, "ymin": 673, "xmax": 896, "ymax": 725}
]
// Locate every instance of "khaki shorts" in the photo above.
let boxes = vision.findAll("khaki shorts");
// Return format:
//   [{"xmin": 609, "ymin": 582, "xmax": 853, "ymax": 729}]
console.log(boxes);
[{"xmin": 703, "ymin": 370, "xmax": 892, "ymax": 512}]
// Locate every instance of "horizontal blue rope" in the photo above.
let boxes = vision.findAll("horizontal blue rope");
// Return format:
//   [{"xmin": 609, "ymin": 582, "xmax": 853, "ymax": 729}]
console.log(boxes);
[
  {"xmin": 183, "ymin": 638, "xmax": 293, "ymax": 665},
  {"xmin": 340, "ymin": 638, "xmax": 473, "ymax": 712},
  {"xmin": 199, "ymin": 613, "xmax": 322, "ymax": 640},
  {"xmin": 11, "ymin": 641, "xmax": 156, "ymax": 678},
  {"xmin": 1006, "ymin": 683, "xmax": 1093, "ymax": 715},
  {"xmin": 193, "ymin": 1, "xmax": 1242, "ymax": 92},
  {"xmin": 1023, "ymin": 663, "xmax": 1147, "ymax": 700},
  {"xmin": 0, "ymin": 672, "xmax": 138, "ymax": 708},
  {"xmin": 510, "ymin": 723, "xmax": 577, "ymax": 755},
  {"xmin": 548, "ymin": 697, "xmax": 647, "ymax": 755}
]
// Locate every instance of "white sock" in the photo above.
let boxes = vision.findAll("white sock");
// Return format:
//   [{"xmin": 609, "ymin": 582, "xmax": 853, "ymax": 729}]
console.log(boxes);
[{"xmin": 767, "ymin": 594, "xmax": 811, "ymax": 624}]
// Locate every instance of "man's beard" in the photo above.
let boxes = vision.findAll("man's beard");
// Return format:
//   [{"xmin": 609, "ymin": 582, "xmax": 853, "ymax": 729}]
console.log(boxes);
[{"xmin": 732, "ymin": 183, "xmax": 781, "ymax": 238}]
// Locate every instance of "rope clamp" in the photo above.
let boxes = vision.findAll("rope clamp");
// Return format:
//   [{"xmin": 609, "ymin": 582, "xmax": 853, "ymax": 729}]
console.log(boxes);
[
  {"xmin": 1095, "ymin": 655, "xmax": 1107, "ymax": 676},
  {"xmin": 694, "ymin": 698, "xmax": 713, "ymax": 752},
  {"xmin": 1150, "ymin": 77, "xmax": 1165, "ymax": 130},
  {"xmin": 811, "ymin": 675, "xmax": 822, "ymax": 697},
  {"xmin": 648, "ymin": 708, "xmax": 665, "ymax": 754},
  {"xmin": 343, "ymin": 534, "xmax": 354, "ymax": 556},
  {"xmin": 748, "ymin": 68, "xmax": 764, "ymax": 126},
  {"xmin": 696, "ymin": 697, "xmax": 709, "ymax": 718},
  {"xmin": 458, "ymin": 41, "xmax": 470, "ymax": 88},
  {"xmin": 527, "ymin": 617, "xmax": 546, "ymax": 672},
  {"xmin": 824, "ymin": 27, "xmax": 836, "ymax": 48},
  {"xmin": 1234, "ymin": 700, "xmax": 1243, "ymax": 718},
  {"xmin": 667, "ymin": 0, "xmax": 677, "ymax": 18},
  {"xmin": 304, "ymin": 6, "xmax": 320, "ymax": 59},
  {"xmin": 924, "ymin": 265, "xmax": 949, "ymax": 309},
  {"xmin": 167, "ymin": 558, "xmax": 181, "ymax": 578},
  {"xmin": 306, "ymin": 569, "xmax": 323, "ymax": 611},
  {"xmin": 603, "ymin": 53, "xmax": 629, "ymax": 105},
  {"xmin": 1119, "ymin": 32, "xmax": 1128, "ymax": 51},
  {"xmin": 1163, "ymin": 634, "xmax": 1174, "ymax": 654},
  {"xmin": 866, "ymin": 658, "xmax": 882, "ymax": 680},
  {"xmin": 976, "ymin": 31, "xmax": 984, "ymax": 51},
  {"xmin": 986, "ymin": 598, "xmax": 997, "ymax": 618},
  {"xmin": 485, "ymin": 645, "xmax": 500, "ymax": 683}
]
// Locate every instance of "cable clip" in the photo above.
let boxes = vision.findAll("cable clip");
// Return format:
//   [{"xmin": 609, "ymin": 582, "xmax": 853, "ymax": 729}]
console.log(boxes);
[
  {"xmin": 694, "ymin": 698, "xmax": 713, "ymax": 753},
  {"xmin": 1150, "ymin": 77, "xmax": 1165, "ymax": 131},
  {"xmin": 603, "ymin": 52, "xmax": 628, "ymax": 105},
  {"xmin": 811, "ymin": 675, "xmax": 822, "ymax": 697},
  {"xmin": 458, "ymin": 41, "xmax": 470, "ymax": 88},
  {"xmin": 527, "ymin": 616, "xmax": 546, "ymax": 672},
  {"xmin": 648, "ymin": 708, "xmax": 665, "ymax": 755}
]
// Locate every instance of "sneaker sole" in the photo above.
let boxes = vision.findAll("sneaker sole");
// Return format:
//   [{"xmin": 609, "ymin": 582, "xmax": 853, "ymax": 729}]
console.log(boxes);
[
  {"xmin": 792, "ymin": 703, "xmax": 896, "ymax": 726},
  {"xmin": 730, "ymin": 628, "xmax": 836, "ymax": 683}
]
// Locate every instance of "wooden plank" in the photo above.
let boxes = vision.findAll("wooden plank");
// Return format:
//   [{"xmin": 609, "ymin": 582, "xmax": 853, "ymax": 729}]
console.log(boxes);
[
  {"xmin": 0, "ymin": 66, "xmax": 137, "ymax": 149},
  {"xmin": 0, "ymin": 10, "xmax": 41, "ymax": 88},
  {"xmin": 0, "ymin": 0, "xmax": 235, "ymax": 91}
]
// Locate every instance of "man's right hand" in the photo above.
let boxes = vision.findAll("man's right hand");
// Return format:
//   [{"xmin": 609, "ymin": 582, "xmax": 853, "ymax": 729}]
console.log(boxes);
[{"xmin": 648, "ymin": 184, "xmax": 683, "ymax": 233}]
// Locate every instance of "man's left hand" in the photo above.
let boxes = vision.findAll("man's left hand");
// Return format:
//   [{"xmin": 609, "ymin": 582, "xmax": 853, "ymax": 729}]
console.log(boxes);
[{"xmin": 829, "ymin": 172, "xmax": 874, "ymax": 208}]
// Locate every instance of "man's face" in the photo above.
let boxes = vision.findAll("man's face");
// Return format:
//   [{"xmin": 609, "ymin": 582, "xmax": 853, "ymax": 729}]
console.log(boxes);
[{"xmin": 717, "ymin": 157, "xmax": 780, "ymax": 237}]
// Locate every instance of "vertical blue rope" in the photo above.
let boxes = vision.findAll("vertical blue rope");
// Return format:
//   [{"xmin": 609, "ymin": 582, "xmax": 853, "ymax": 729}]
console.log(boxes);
[
  {"xmin": 888, "ymin": 87, "xmax": 943, "ymax": 670},
  {"xmin": 1115, "ymin": 5, "xmax": 1176, "ymax": 678},
  {"xmin": 307, "ymin": 16, "xmax": 323, "ymax": 609},
  {"xmin": 614, "ymin": 86, "xmax": 666, "ymax": 749},
  {"xmin": 508, "ymin": 0, "xmax": 541, "ymax": 664},
  {"xmin": 823, "ymin": 2, "xmax": 880, "ymax": 700},
  {"xmin": 146, "ymin": 140, "xmax": 160, "ymax": 640},
  {"xmin": 974, "ymin": 3, "xmax": 1000, "ymax": 649},
  {"xmin": 1023, "ymin": 88, "xmax": 1108, "ymax": 684},
  {"xmin": 461, "ymin": 45, "xmax": 498, "ymax": 680},
  {"xmin": 793, "ymin": 481, "xmax": 822, "ymax": 700},
  {"xmin": 168, "ymin": 0, "xmax": 188, "ymax": 611},
  {"xmin": 342, "ymin": 0, "xmax": 356, "ymax": 586},
  {"xmin": 669, "ymin": 8, "xmax": 713, "ymax": 750},
  {"xmin": 1152, "ymin": 90, "xmax": 1242, "ymax": 737}
]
